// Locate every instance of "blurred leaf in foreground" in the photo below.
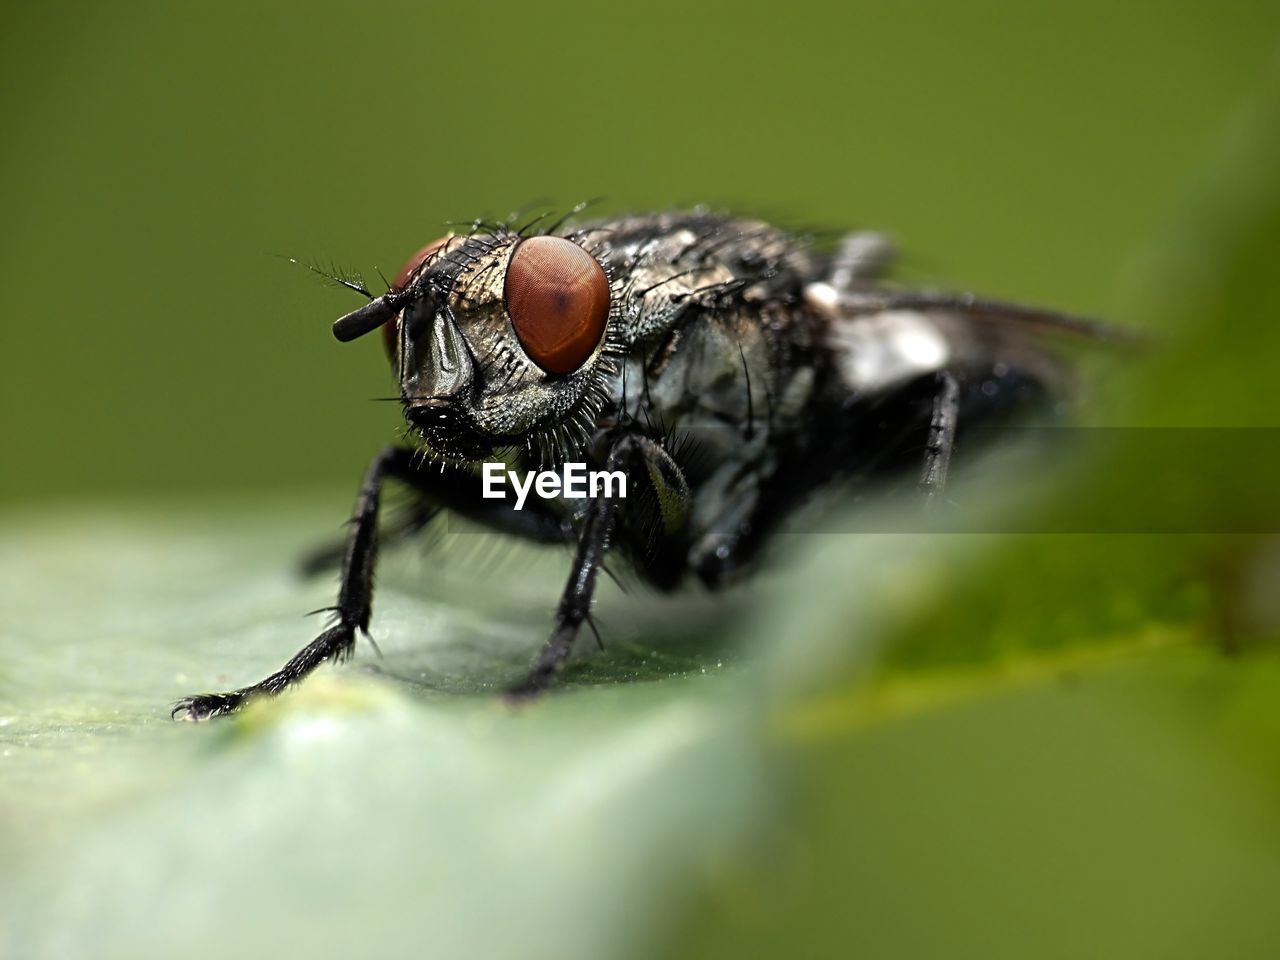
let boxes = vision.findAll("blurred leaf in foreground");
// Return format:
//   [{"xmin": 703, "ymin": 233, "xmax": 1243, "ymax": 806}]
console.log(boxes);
[{"xmin": 672, "ymin": 50, "xmax": 1280, "ymax": 960}]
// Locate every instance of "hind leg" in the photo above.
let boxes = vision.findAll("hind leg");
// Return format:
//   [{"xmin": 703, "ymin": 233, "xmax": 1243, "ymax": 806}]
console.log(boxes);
[{"xmin": 918, "ymin": 370, "xmax": 961, "ymax": 507}]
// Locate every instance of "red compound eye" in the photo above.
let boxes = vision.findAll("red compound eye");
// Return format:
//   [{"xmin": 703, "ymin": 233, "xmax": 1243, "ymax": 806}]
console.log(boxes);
[
  {"xmin": 383, "ymin": 236, "xmax": 451, "ymax": 358},
  {"xmin": 503, "ymin": 236, "xmax": 610, "ymax": 375}
]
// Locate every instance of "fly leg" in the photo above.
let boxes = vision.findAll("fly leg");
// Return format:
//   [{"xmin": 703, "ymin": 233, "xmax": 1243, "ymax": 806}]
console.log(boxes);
[
  {"xmin": 504, "ymin": 434, "xmax": 650, "ymax": 699},
  {"xmin": 297, "ymin": 499, "xmax": 437, "ymax": 577},
  {"xmin": 296, "ymin": 460, "xmax": 571, "ymax": 575},
  {"xmin": 173, "ymin": 449, "xmax": 574, "ymax": 721},
  {"xmin": 918, "ymin": 370, "xmax": 961, "ymax": 507},
  {"xmin": 172, "ymin": 446, "xmax": 414, "ymax": 721}
]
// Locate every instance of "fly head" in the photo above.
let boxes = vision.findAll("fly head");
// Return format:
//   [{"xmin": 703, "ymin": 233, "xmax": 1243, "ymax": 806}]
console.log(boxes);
[{"xmin": 332, "ymin": 229, "xmax": 621, "ymax": 463}]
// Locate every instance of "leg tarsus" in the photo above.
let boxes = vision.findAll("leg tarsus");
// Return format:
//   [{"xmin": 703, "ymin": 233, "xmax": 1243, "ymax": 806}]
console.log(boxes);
[
  {"xmin": 172, "ymin": 690, "xmax": 249, "ymax": 722},
  {"xmin": 172, "ymin": 620, "xmax": 358, "ymax": 720},
  {"xmin": 503, "ymin": 623, "xmax": 580, "ymax": 702}
]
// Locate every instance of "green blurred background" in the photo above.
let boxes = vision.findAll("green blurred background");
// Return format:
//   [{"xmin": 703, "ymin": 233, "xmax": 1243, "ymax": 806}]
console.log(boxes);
[
  {"xmin": 3, "ymin": 0, "xmax": 1277, "ymax": 503},
  {"xmin": 5, "ymin": 4, "xmax": 1280, "ymax": 960}
]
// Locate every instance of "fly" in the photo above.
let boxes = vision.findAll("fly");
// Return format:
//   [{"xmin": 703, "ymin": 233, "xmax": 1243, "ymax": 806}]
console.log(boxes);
[{"xmin": 172, "ymin": 208, "xmax": 1127, "ymax": 720}]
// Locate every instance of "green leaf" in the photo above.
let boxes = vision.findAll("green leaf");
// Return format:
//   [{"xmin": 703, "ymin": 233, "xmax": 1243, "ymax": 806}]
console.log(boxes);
[{"xmin": 0, "ymin": 506, "xmax": 764, "ymax": 960}]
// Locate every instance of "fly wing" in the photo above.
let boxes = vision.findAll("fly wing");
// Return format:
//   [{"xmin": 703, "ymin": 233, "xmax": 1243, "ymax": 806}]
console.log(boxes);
[
  {"xmin": 818, "ymin": 288, "xmax": 1137, "ymax": 343},
  {"xmin": 809, "ymin": 283, "xmax": 1140, "ymax": 398}
]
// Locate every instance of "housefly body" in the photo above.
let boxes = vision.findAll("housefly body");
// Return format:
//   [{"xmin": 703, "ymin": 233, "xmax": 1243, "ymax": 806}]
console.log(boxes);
[{"xmin": 172, "ymin": 208, "xmax": 1121, "ymax": 720}]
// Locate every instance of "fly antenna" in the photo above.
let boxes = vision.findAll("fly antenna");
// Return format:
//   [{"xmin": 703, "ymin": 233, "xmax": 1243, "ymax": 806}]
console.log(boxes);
[
  {"xmin": 283, "ymin": 256, "xmax": 375, "ymax": 301},
  {"xmin": 332, "ymin": 294, "xmax": 402, "ymax": 342}
]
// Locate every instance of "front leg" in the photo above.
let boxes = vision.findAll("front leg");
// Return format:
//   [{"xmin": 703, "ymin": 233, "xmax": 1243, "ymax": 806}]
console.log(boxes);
[
  {"xmin": 505, "ymin": 435, "xmax": 643, "ymax": 699},
  {"xmin": 172, "ymin": 446, "xmax": 412, "ymax": 721}
]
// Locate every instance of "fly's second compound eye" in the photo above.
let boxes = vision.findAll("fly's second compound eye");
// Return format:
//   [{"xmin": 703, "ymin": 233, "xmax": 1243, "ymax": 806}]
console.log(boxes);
[
  {"xmin": 384, "ymin": 236, "xmax": 452, "ymax": 357},
  {"xmin": 504, "ymin": 236, "xmax": 610, "ymax": 375}
]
